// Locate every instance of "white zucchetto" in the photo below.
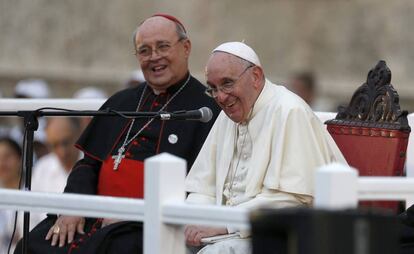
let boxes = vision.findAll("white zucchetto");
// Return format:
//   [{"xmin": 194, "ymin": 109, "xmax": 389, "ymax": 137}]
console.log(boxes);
[{"xmin": 212, "ymin": 41, "xmax": 262, "ymax": 67}]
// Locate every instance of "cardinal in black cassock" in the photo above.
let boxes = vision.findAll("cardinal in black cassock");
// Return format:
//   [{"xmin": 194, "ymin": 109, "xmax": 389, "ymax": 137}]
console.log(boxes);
[{"xmin": 15, "ymin": 74, "xmax": 220, "ymax": 254}]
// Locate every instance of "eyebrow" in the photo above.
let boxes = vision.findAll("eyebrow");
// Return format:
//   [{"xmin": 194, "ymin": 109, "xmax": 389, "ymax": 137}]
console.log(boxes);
[
  {"xmin": 137, "ymin": 40, "xmax": 171, "ymax": 48},
  {"xmin": 222, "ymin": 77, "xmax": 235, "ymax": 83},
  {"xmin": 206, "ymin": 77, "xmax": 234, "ymax": 87}
]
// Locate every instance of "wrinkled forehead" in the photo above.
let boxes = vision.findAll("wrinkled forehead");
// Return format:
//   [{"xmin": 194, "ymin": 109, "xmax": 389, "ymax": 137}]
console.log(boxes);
[
  {"xmin": 206, "ymin": 53, "xmax": 245, "ymax": 79},
  {"xmin": 136, "ymin": 17, "xmax": 178, "ymax": 45}
]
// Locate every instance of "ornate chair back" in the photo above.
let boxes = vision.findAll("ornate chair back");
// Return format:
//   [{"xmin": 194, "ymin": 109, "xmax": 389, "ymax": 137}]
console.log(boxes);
[{"xmin": 325, "ymin": 60, "xmax": 411, "ymax": 213}]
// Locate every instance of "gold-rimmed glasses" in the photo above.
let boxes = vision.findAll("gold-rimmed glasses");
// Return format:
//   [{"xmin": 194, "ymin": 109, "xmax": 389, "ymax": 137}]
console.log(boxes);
[{"xmin": 134, "ymin": 38, "xmax": 184, "ymax": 61}]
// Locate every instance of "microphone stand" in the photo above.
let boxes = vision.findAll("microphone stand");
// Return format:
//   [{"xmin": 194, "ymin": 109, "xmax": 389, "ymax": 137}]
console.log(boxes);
[{"xmin": 0, "ymin": 109, "xmax": 161, "ymax": 254}]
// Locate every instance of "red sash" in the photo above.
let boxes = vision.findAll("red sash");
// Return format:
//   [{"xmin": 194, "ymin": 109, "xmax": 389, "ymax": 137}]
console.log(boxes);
[{"xmin": 97, "ymin": 157, "xmax": 144, "ymax": 198}]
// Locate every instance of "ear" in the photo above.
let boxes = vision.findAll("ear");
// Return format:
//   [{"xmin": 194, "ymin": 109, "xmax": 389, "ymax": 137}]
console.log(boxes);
[
  {"xmin": 251, "ymin": 66, "xmax": 264, "ymax": 89},
  {"xmin": 182, "ymin": 39, "xmax": 192, "ymax": 58}
]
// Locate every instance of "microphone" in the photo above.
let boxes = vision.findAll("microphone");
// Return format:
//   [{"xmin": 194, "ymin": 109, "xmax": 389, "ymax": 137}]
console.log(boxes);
[{"xmin": 159, "ymin": 107, "xmax": 213, "ymax": 122}]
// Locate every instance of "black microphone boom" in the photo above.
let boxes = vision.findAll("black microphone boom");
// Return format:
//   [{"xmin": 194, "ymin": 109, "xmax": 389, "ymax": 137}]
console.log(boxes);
[{"xmin": 159, "ymin": 107, "xmax": 213, "ymax": 122}]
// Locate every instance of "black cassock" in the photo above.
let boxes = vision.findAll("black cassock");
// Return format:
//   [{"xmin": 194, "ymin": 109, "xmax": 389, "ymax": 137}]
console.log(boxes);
[{"xmin": 15, "ymin": 74, "xmax": 220, "ymax": 254}]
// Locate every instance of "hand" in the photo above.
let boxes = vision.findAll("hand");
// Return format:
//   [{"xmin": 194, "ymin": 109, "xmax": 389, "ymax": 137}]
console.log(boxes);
[
  {"xmin": 45, "ymin": 216, "xmax": 85, "ymax": 247},
  {"xmin": 184, "ymin": 225, "xmax": 228, "ymax": 246}
]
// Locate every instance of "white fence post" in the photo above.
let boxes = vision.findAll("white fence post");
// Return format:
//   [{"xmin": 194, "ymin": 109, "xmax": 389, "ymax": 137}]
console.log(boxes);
[
  {"xmin": 314, "ymin": 163, "xmax": 359, "ymax": 209},
  {"xmin": 405, "ymin": 114, "xmax": 414, "ymax": 207},
  {"xmin": 144, "ymin": 153, "xmax": 186, "ymax": 254}
]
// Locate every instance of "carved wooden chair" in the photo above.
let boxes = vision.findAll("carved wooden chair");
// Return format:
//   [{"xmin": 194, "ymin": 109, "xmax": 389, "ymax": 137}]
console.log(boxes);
[{"xmin": 325, "ymin": 60, "xmax": 411, "ymax": 213}]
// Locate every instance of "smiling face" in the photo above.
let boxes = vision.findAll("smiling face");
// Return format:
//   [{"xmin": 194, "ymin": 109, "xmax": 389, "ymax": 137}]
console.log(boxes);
[
  {"xmin": 135, "ymin": 17, "xmax": 191, "ymax": 92},
  {"xmin": 206, "ymin": 52, "xmax": 264, "ymax": 123}
]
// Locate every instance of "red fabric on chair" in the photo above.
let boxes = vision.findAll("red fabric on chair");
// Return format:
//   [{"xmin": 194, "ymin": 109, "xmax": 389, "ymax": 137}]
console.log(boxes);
[
  {"xmin": 328, "ymin": 126, "xmax": 409, "ymax": 176},
  {"xmin": 327, "ymin": 125, "xmax": 410, "ymax": 213}
]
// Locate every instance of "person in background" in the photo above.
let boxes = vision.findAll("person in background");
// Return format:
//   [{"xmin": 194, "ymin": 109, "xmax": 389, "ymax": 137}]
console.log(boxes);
[
  {"xmin": 125, "ymin": 69, "xmax": 146, "ymax": 88},
  {"xmin": 0, "ymin": 137, "xmax": 21, "ymax": 190},
  {"xmin": 11, "ymin": 79, "xmax": 51, "ymax": 160},
  {"xmin": 0, "ymin": 90, "xmax": 9, "ymax": 138},
  {"xmin": 73, "ymin": 87, "xmax": 108, "ymax": 131},
  {"xmin": 73, "ymin": 87, "xmax": 108, "ymax": 100},
  {"xmin": 0, "ymin": 137, "xmax": 22, "ymax": 253},
  {"xmin": 287, "ymin": 71, "xmax": 316, "ymax": 108},
  {"xmin": 30, "ymin": 118, "xmax": 83, "ymax": 227},
  {"xmin": 14, "ymin": 79, "xmax": 50, "ymax": 99}
]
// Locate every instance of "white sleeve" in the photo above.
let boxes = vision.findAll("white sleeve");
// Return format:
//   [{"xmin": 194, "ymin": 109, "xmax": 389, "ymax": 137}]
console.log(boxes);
[
  {"xmin": 185, "ymin": 116, "xmax": 222, "ymax": 203},
  {"xmin": 186, "ymin": 193, "xmax": 216, "ymax": 205}
]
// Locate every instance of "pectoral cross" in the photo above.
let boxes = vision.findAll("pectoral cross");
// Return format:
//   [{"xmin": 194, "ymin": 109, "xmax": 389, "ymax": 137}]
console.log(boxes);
[{"xmin": 112, "ymin": 147, "xmax": 125, "ymax": 170}]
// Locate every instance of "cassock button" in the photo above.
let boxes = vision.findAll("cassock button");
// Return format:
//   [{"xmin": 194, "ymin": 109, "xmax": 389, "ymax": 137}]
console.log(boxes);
[{"xmin": 168, "ymin": 134, "xmax": 178, "ymax": 144}]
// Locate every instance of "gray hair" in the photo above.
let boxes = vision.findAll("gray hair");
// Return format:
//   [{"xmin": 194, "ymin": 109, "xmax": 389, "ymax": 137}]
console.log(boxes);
[
  {"xmin": 132, "ymin": 22, "xmax": 188, "ymax": 50},
  {"xmin": 224, "ymin": 53, "xmax": 265, "ymax": 81},
  {"xmin": 222, "ymin": 52, "xmax": 255, "ymax": 69}
]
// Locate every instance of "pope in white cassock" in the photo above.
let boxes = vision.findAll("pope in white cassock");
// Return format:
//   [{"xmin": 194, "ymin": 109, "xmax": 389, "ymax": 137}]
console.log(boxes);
[{"xmin": 184, "ymin": 42, "xmax": 347, "ymax": 254}]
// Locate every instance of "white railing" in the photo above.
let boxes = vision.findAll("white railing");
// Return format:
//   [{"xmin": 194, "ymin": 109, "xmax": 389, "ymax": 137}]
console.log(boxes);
[
  {"xmin": 314, "ymin": 163, "xmax": 414, "ymax": 209},
  {"xmin": 0, "ymin": 98, "xmax": 105, "ymax": 111},
  {"xmin": 0, "ymin": 189, "xmax": 144, "ymax": 221},
  {"xmin": 2, "ymin": 155, "xmax": 414, "ymax": 253},
  {"xmin": 0, "ymin": 153, "xmax": 249, "ymax": 254}
]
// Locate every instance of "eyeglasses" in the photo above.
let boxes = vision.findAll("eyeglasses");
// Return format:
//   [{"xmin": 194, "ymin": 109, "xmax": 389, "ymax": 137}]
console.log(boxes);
[
  {"xmin": 134, "ymin": 39, "xmax": 184, "ymax": 60},
  {"xmin": 205, "ymin": 65, "xmax": 254, "ymax": 98}
]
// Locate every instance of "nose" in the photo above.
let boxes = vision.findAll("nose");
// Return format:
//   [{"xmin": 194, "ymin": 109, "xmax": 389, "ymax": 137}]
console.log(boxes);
[
  {"xmin": 215, "ymin": 90, "xmax": 229, "ymax": 103},
  {"xmin": 149, "ymin": 48, "xmax": 162, "ymax": 60}
]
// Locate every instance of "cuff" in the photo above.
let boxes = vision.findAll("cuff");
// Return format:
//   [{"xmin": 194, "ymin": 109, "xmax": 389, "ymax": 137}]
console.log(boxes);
[
  {"xmin": 186, "ymin": 193, "xmax": 216, "ymax": 205},
  {"xmin": 226, "ymin": 226, "xmax": 250, "ymax": 238}
]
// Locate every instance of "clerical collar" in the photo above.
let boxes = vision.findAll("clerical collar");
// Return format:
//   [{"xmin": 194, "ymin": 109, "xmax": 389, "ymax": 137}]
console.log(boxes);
[
  {"xmin": 148, "ymin": 72, "xmax": 191, "ymax": 95},
  {"xmin": 247, "ymin": 79, "xmax": 272, "ymax": 121},
  {"xmin": 239, "ymin": 107, "xmax": 254, "ymax": 125}
]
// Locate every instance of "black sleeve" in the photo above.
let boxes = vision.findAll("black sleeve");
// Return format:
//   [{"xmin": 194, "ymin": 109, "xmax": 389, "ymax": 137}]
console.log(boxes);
[{"xmin": 63, "ymin": 155, "xmax": 101, "ymax": 195}]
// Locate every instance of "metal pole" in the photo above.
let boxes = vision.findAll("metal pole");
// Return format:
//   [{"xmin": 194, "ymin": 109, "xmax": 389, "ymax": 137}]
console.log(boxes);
[{"xmin": 20, "ymin": 112, "xmax": 38, "ymax": 254}]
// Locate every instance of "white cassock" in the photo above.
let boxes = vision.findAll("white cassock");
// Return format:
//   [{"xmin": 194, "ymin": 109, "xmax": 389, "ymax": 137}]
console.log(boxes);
[{"xmin": 185, "ymin": 80, "xmax": 347, "ymax": 254}]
